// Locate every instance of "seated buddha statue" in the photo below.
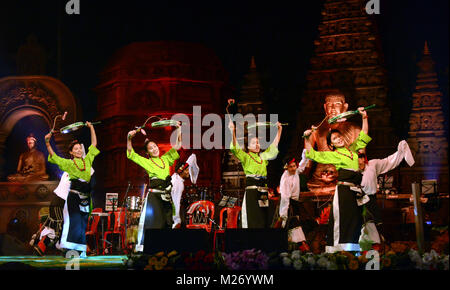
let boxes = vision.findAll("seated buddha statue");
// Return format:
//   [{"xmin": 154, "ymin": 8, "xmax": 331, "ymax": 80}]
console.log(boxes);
[
  {"xmin": 304, "ymin": 93, "xmax": 361, "ymax": 194},
  {"xmin": 7, "ymin": 134, "xmax": 49, "ymax": 182}
]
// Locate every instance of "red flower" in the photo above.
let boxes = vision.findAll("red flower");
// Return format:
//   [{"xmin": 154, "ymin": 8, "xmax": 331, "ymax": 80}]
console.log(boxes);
[
  {"xmin": 194, "ymin": 250, "xmax": 206, "ymax": 261},
  {"xmin": 204, "ymin": 253, "xmax": 214, "ymax": 264},
  {"xmin": 227, "ymin": 99, "xmax": 235, "ymax": 105}
]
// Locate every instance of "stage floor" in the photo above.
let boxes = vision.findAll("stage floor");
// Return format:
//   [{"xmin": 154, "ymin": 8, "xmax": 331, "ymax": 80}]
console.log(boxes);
[{"xmin": 0, "ymin": 255, "xmax": 128, "ymax": 270}]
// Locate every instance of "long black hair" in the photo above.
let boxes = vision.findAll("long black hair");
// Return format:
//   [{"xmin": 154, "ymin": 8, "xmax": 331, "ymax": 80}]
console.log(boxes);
[
  {"xmin": 68, "ymin": 140, "xmax": 82, "ymax": 154},
  {"xmin": 326, "ymin": 129, "xmax": 342, "ymax": 151},
  {"xmin": 144, "ymin": 139, "xmax": 158, "ymax": 155}
]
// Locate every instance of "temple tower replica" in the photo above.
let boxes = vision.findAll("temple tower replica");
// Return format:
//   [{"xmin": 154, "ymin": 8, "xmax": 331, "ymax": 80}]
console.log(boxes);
[
  {"xmin": 291, "ymin": 0, "xmax": 397, "ymax": 160},
  {"xmin": 401, "ymin": 42, "xmax": 449, "ymax": 194},
  {"xmin": 95, "ymin": 41, "xmax": 230, "ymax": 202}
]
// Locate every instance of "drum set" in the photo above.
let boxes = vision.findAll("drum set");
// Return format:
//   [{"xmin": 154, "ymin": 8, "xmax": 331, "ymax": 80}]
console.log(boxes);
[
  {"xmin": 87, "ymin": 195, "xmax": 143, "ymax": 255},
  {"xmin": 87, "ymin": 184, "xmax": 232, "ymax": 255}
]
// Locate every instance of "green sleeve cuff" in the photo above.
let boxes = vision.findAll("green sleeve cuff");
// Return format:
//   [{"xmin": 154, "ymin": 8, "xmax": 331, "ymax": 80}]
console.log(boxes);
[
  {"xmin": 261, "ymin": 144, "xmax": 279, "ymax": 160},
  {"xmin": 88, "ymin": 144, "xmax": 100, "ymax": 157},
  {"xmin": 230, "ymin": 141, "xmax": 240, "ymax": 153},
  {"xmin": 166, "ymin": 148, "xmax": 180, "ymax": 165},
  {"xmin": 359, "ymin": 130, "xmax": 372, "ymax": 144},
  {"xmin": 48, "ymin": 153, "xmax": 62, "ymax": 165},
  {"xmin": 305, "ymin": 148, "xmax": 315, "ymax": 159},
  {"xmin": 126, "ymin": 148, "xmax": 135, "ymax": 159}
]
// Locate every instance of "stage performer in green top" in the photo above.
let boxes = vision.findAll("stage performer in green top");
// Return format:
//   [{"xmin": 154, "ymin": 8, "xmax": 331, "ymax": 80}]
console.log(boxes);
[
  {"xmin": 228, "ymin": 119, "xmax": 282, "ymax": 229},
  {"xmin": 126, "ymin": 121, "xmax": 182, "ymax": 252},
  {"xmin": 44, "ymin": 121, "xmax": 99, "ymax": 257},
  {"xmin": 303, "ymin": 107, "xmax": 370, "ymax": 253}
]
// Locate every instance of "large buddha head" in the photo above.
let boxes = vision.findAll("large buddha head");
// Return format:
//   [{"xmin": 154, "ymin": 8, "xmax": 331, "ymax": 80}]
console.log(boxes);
[
  {"xmin": 26, "ymin": 134, "xmax": 37, "ymax": 150},
  {"xmin": 324, "ymin": 93, "xmax": 348, "ymax": 118}
]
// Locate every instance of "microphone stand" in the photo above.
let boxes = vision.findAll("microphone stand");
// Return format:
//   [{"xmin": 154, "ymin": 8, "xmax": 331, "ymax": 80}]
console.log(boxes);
[{"xmin": 121, "ymin": 182, "xmax": 132, "ymax": 254}]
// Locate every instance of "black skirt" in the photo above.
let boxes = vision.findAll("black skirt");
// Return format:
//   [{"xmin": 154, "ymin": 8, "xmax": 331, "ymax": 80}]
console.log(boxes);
[
  {"xmin": 326, "ymin": 169, "xmax": 363, "ymax": 253},
  {"xmin": 143, "ymin": 178, "xmax": 174, "ymax": 229},
  {"xmin": 136, "ymin": 177, "xmax": 174, "ymax": 252},
  {"xmin": 241, "ymin": 177, "xmax": 275, "ymax": 229},
  {"xmin": 60, "ymin": 179, "xmax": 91, "ymax": 252}
]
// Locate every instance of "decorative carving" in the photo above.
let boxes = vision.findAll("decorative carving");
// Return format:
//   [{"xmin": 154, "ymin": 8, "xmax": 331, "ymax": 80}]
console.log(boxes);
[
  {"xmin": 0, "ymin": 81, "xmax": 60, "ymax": 121},
  {"xmin": 408, "ymin": 138, "xmax": 448, "ymax": 166},
  {"xmin": 127, "ymin": 90, "xmax": 160, "ymax": 110},
  {"xmin": 35, "ymin": 184, "xmax": 50, "ymax": 200},
  {"xmin": 416, "ymin": 112, "xmax": 445, "ymax": 131},
  {"xmin": 407, "ymin": 43, "xmax": 448, "ymax": 175},
  {"xmin": 412, "ymin": 94, "xmax": 443, "ymax": 108},
  {"xmin": 13, "ymin": 185, "xmax": 29, "ymax": 200}
]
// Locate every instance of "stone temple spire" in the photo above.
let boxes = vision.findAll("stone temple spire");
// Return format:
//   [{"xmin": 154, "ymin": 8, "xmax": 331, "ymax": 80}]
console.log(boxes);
[
  {"xmin": 238, "ymin": 56, "xmax": 265, "ymax": 115},
  {"xmin": 403, "ymin": 41, "xmax": 448, "ymax": 193},
  {"xmin": 408, "ymin": 42, "xmax": 448, "ymax": 166}
]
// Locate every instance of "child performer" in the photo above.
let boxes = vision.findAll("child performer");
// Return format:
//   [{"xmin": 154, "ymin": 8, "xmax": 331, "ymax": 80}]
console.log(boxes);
[
  {"xmin": 171, "ymin": 153, "xmax": 199, "ymax": 229},
  {"xmin": 357, "ymin": 140, "xmax": 415, "ymax": 246},
  {"xmin": 126, "ymin": 122, "xmax": 182, "ymax": 252},
  {"xmin": 277, "ymin": 149, "xmax": 311, "ymax": 251},
  {"xmin": 228, "ymin": 119, "xmax": 282, "ymax": 228},
  {"xmin": 44, "ymin": 122, "xmax": 99, "ymax": 257},
  {"xmin": 303, "ymin": 107, "xmax": 370, "ymax": 253}
]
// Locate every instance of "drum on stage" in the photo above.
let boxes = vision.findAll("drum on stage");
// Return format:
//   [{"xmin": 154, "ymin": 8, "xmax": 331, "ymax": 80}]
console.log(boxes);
[
  {"xmin": 185, "ymin": 186, "xmax": 200, "ymax": 204},
  {"xmin": 126, "ymin": 196, "xmax": 142, "ymax": 211}
]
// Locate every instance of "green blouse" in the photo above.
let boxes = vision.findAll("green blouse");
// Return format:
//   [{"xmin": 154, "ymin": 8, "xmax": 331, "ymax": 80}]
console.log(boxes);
[
  {"xmin": 305, "ymin": 130, "xmax": 372, "ymax": 171},
  {"xmin": 230, "ymin": 142, "xmax": 279, "ymax": 177},
  {"xmin": 127, "ymin": 147, "xmax": 179, "ymax": 180},
  {"xmin": 48, "ymin": 145, "xmax": 100, "ymax": 182}
]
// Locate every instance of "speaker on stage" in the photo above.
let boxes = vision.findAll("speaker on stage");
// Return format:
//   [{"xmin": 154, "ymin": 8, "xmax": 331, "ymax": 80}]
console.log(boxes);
[
  {"xmin": 143, "ymin": 229, "xmax": 211, "ymax": 254},
  {"xmin": 224, "ymin": 229, "xmax": 288, "ymax": 253},
  {"xmin": 0, "ymin": 234, "xmax": 32, "ymax": 256}
]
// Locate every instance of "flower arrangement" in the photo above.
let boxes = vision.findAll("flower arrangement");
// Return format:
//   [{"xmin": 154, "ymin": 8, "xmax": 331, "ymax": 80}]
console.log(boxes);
[
  {"xmin": 125, "ymin": 237, "xmax": 449, "ymax": 271},
  {"xmin": 180, "ymin": 250, "xmax": 216, "ymax": 270},
  {"xmin": 430, "ymin": 227, "xmax": 449, "ymax": 255},
  {"xmin": 222, "ymin": 249, "xmax": 270, "ymax": 270},
  {"xmin": 127, "ymin": 250, "xmax": 179, "ymax": 270},
  {"xmin": 144, "ymin": 251, "xmax": 175, "ymax": 270},
  {"xmin": 278, "ymin": 247, "xmax": 449, "ymax": 271}
]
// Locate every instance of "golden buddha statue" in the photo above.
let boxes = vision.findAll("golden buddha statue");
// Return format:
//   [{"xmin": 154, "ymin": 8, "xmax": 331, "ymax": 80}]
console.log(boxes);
[
  {"xmin": 7, "ymin": 134, "xmax": 49, "ymax": 182},
  {"xmin": 305, "ymin": 93, "xmax": 361, "ymax": 194}
]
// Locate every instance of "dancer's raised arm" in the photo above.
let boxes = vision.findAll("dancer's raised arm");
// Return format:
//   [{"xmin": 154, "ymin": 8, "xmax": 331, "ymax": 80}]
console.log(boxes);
[
  {"xmin": 303, "ymin": 126, "xmax": 316, "ymax": 151},
  {"xmin": 86, "ymin": 121, "xmax": 97, "ymax": 148},
  {"xmin": 358, "ymin": 107, "xmax": 368, "ymax": 135},
  {"xmin": 172, "ymin": 122, "xmax": 182, "ymax": 150},
  {"xmin": 44, "ymin": 132, "xmax": 55, "ymax": 157},
  {"xmin": 127, "ymin": 129, "xmax": 137, "ymax": 154},
  {"xmin": 228, "ymin": 118, "xmax": 237, "ymax": 147},
  {"xmin": 271, "ymin": 122, "xmax": 283, "ymax": 148}
]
